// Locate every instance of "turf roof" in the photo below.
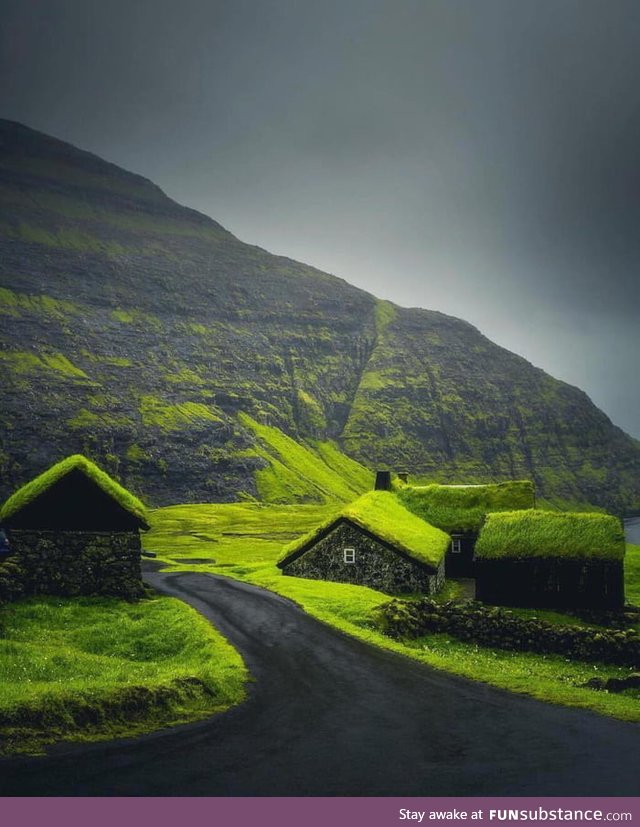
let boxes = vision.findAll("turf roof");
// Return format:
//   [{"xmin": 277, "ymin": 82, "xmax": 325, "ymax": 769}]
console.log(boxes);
[
  {"xmin": 0, "ymin": 454, "xmax": 149, "ymax": 529},
  {"xmin": 396, "ymin": 480, "xmax": 535, "ymax": 533},
  {"xmin": 278, "ymin": 490, "xmax": 450, "ymax": 569},
  {"xmin": 475, "ymin": 509, "xmax": 625, "ymax": 561}
]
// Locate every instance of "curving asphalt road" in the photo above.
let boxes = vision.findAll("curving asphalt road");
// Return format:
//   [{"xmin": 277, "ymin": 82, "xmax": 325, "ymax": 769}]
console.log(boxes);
[{"xmin": 2, "ymin": 570, "xmax": 640, "ymax": 796}]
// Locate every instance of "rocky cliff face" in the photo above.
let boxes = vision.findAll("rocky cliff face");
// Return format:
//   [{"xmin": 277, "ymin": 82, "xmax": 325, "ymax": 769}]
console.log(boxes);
[{"xmin": 1, "ymin": 119, "xmax": 638, "ymax": 512}]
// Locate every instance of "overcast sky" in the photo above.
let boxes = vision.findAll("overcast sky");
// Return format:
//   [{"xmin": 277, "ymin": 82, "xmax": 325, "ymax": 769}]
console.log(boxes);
[{"xmin": 1, "ymin": 0, "xmax": 639, "ymax": 437}]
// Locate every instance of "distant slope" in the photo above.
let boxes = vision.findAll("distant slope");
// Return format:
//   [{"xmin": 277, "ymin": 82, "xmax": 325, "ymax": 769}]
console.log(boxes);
[
  {"xmin": 238, "ymin": 413, "xmax": 371, "ymax": 504},
  {"xmin": 1, "ymin": 118, "xmax": 639, "ymax": 513}
]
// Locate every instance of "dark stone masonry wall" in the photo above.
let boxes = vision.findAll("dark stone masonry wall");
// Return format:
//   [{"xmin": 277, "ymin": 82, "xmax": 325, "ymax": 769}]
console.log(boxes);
[
  {"xmin": 2, "ymin": 529, "xmax": 144, "ymax": 600},
  {"xmin": 283, "ymin": 521, "xmax": 444, "ymax": 595}
]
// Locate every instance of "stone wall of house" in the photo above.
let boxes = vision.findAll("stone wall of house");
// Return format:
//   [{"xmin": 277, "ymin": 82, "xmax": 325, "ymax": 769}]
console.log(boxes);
[
  {"xmin": 2, "ymin": 529, "xmax": 144, "ymax": 600},
  {"xmin": 282, "ymin": 521, "xmax": 444, "ymax": 595}
]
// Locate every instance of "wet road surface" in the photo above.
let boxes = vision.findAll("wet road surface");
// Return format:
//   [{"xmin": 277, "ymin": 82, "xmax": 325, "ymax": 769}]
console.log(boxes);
[{"xmin": 2, "ymin": 571, "xmax": 640, "ymax": 796}]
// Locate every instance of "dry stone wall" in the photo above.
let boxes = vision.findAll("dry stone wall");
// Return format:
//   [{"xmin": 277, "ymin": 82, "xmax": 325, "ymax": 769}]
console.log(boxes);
[{"xmin": 1, "ymin": 529, "xmax": 143, "ymax": 600}]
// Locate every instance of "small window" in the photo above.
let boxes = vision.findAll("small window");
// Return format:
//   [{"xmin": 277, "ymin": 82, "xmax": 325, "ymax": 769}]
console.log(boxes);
[
  {"xmin": 344, "ymin": 547, "xmax": 356, "ymax": 564},
  {"xmin": 451, "ymin": 538, "xmax": 462, "ymax": 554}
]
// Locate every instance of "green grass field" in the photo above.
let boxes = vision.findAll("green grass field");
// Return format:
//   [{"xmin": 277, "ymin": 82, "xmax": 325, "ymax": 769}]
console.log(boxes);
[
  {"xmin": 0, "ymin": 594, "xmax": 248, "ymax": 755},
  {"xmin": 146, "ymin": 506, "xmax": 640, "ymax": 722},
  {"xmin": 2, "ymin": 501, "xmax": 638, "ymax": 756}
]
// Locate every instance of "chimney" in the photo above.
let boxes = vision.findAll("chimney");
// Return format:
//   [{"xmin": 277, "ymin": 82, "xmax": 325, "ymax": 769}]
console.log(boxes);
[
  {"xmin": 397, "ymin": 471, "xmax": 409, "ymax": 484},
  {"xmin": 374, "ymin": 470, "xmax": 392, "ymax": 491}
]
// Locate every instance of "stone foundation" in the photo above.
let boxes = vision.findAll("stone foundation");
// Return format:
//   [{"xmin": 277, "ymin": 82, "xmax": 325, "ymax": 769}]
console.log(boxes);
[{"xmin": 3, "ymin": 529, "xmax": 144, "ymax": 600}]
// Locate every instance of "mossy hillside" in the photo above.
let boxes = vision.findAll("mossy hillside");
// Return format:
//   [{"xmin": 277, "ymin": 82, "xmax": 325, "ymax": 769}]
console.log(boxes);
[
  {"xmin": 340, "ymin": 305, "xmax": 640, "ymax": 513},
  {"xmin": 0, "ymin": 453, "xmax": 149, "ymax": 527},
  {"xmin": 2, "ymin": 119, "xmax": 639, "ymax": 512},
  {"xmin": 397, "ymin": 481, "xmax": 535, "ymax": 533},
  {"xmin": 0, "ymin": 595, "xmax": 248, "ymax": 755},
  {"xmin": 239, "ymin": 412, "xmax": 371, "ymax": 504},
  {"xmin": 0, "ymin": 281, "xmax": 375, "ymax": 507},
  {"xmin": 144, "ymin": 504, "xmax": 640, "ymax": 723},
  {"xmin": 306, "ymin": 439, "xmax": 372, "ymax": 494},
  {"xmin": 475, "ymin": 510, "xmax": 626, "ymax": 561},
  {"xmin": 279, "ymin": 491, "xmax": 450, "ymax": 569},
  {"xmin": 2, "ymin": 221, "xmax": 129, "ymax": 256}
]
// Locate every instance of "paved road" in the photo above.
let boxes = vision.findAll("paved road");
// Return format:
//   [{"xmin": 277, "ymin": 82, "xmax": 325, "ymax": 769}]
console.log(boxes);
[{"xmin": 2, "ymin": 571, "xmax": 640, "ymax": 796}]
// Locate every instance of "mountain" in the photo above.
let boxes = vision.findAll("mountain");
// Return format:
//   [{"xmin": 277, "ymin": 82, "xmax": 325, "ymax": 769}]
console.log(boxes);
[{"xmin": 1, "ymin": 119, "xmax": 638, "ymax": 513}]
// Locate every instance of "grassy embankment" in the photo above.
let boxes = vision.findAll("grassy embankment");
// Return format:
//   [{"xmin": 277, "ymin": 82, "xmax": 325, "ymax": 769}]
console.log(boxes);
[
  {"xmin": 145, "ymin": 496, "xmax": 640, "ymax": 723},
  {"xmin": 0, "ymin": 595, "xmax": 248, "ymax": 755}
]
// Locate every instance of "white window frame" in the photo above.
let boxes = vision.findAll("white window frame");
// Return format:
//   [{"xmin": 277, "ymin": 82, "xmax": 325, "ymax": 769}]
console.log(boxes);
[
  {"xmin": 451, "ymin": 537, "xmax": 462, "ymax": 555},
  {"xmin": 343, "ymin": 547, "xmax": 356, "ymax": 564}
]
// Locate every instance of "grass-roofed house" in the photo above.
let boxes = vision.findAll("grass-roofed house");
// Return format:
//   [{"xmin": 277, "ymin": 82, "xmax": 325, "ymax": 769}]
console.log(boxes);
[
  {"xmin": 474, "ymin": 510, "xmax": 626, "ymax": 609},
  {"xmin": 277, "ymin": 490, "xmax": 450, "ymax": 594},
  {"xmin": 0, "ymin": 454, "xmax": 149, "ymax": 600},
  {"xmin": 396, "ymin": 480, "xmax": 535, "ymax": 577}
]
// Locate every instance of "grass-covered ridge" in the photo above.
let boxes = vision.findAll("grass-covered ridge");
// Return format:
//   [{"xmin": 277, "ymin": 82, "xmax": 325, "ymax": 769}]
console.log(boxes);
[
  {"xmin": 0, "ymin": 595, "xmax": 248, "ymax": 755},
  {"xmin": 397, "ymin": 480, "xmax": 536, "ymax": 533},
  {"xmin": 475, "ymin": 510, "xmax": 625, "ymax": 561},
  {"xmin": 279, "ymin": 491, "xmax": 450, "ymax": 569},
  {"xmin": 0, "ymin": 454, "xmax": 149, "ymax": 528},
  {"xmin": 239, "ymin": 412, "xmax": 371, "ymax": 504}
]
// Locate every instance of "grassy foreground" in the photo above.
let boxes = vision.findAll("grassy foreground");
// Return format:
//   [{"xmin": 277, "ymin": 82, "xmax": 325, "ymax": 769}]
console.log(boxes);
[
  {"xmin": 0, "ymin": 594, "xmax": 248, "ymax": 755},
  {"xmin": 146, "ymin": 504, "xmax": 640, "ymax": 723}
]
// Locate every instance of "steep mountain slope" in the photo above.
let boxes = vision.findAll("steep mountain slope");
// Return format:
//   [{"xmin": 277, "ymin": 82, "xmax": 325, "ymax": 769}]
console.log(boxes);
[{"xmin": 1, "ymin": 119, "xmax": 638, "ymax": 512}]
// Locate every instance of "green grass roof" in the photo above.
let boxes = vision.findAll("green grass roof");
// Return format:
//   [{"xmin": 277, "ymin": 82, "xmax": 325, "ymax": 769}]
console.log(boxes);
[
  {"xmin": 397, "ymin": 480, "xmax": 535, "ymax": 533},
  {"xmin": 278, "ymin": 490, "xmax": 450, "ymax": 569},
  {"xmin": 475, "ymin": 510, "xmax": 625, "ymax": 561},
  {"xmin": 0, "ymin": 454, "xmax": 149, "ymax": 529}
]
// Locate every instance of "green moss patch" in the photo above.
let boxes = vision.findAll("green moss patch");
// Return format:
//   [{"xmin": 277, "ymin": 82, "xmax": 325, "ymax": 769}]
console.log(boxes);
[
  {"xmin": 279, "ymin": 490, "xmax": 450, "ymax": 569},
  {"xmin": 1, "ymin": 454, "xmax": 148, "ymax": 528},
  {"xmin": 475, "ymin": 510, "xmax": 625, "ymax": 561},
  {"xmin": 0, "ymin": 350, "xmax": 89, "ymax": 380},
  {"xmin": 397, "ymin": 480, "xmax": 535, "ymax": 533},
  {"xmin": 68, "ymin": 409, "xmax": 133, "ymax": 431},
  {"xmin": 140, "ymin": 396, "xmax": 222, "ymax": 431},
  {"xmin": 0, "ymin": 287, "xmax": 81, "ymax": 319}
]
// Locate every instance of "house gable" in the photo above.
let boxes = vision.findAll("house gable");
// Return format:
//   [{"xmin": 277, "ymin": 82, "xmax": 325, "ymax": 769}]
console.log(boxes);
[
  {"xmin": 1, "ymin": 455, "xmax": 149, "ymax": 531},
  {"xmin": 279, "ymin": 490, "xmax": 450, "ymax": 570},
  {"xmin": 281, "ymin": 520, "xmax": 444, "ymax": 595}
]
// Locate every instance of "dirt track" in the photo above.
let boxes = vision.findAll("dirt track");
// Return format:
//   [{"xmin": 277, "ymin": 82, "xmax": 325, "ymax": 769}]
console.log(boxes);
[{"xmin": 2, "ymin": 571, "xmax": 640, "ymax": 796}]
